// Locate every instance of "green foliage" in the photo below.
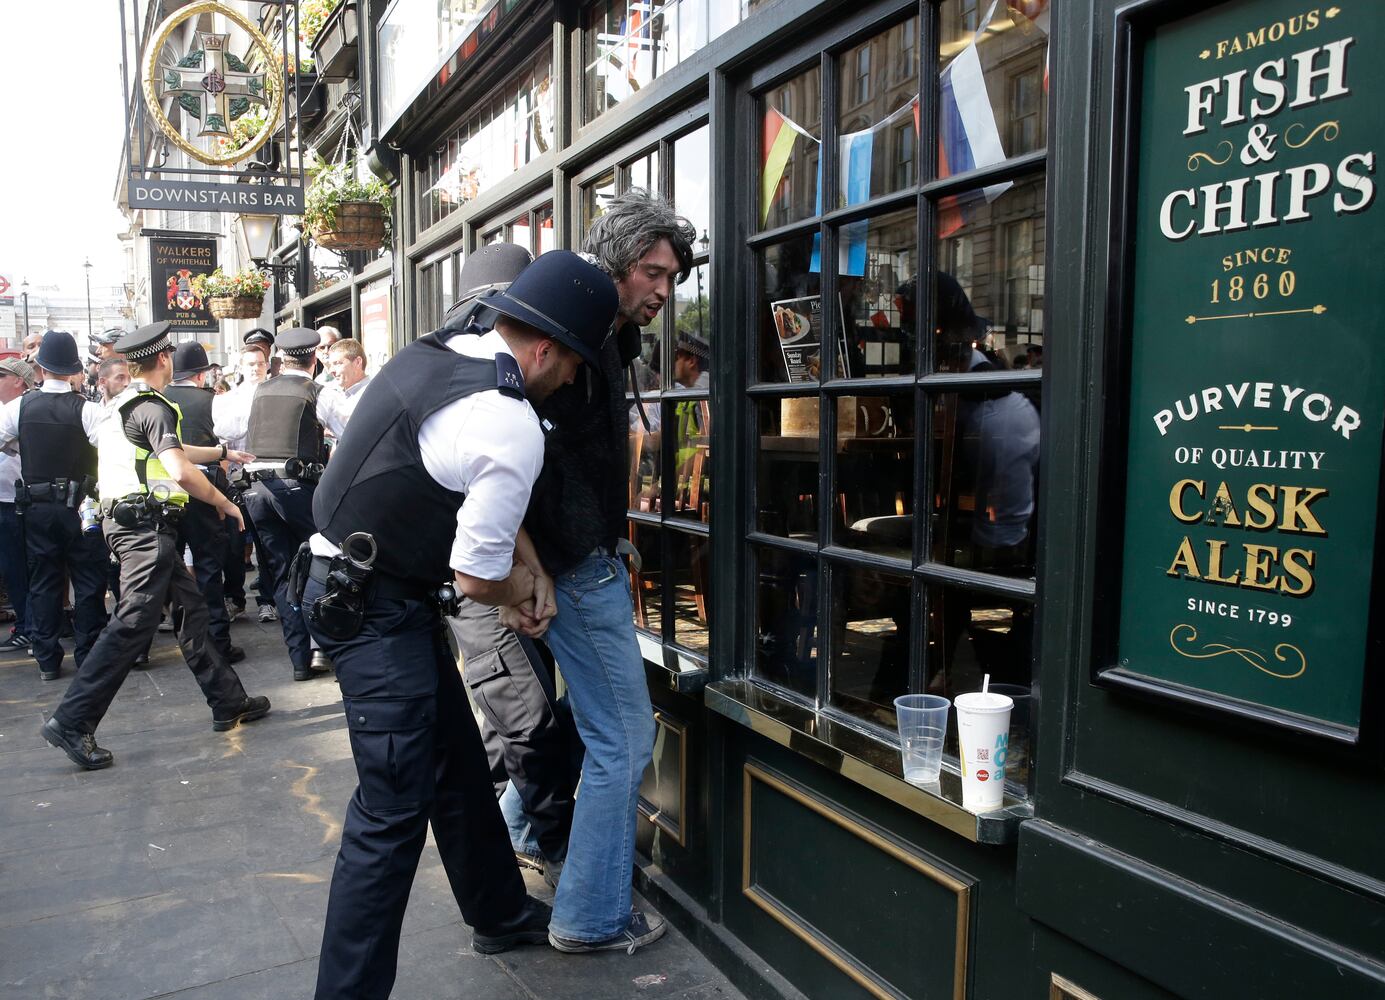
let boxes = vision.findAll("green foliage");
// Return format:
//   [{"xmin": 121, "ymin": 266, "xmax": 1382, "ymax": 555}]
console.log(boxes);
[
  {"xmin": 299, "ymin": 0, "xmax": 342, "ymax": 47},
  {"xmin": 303, "ymin": 161, "xmax": 393, "ymax": 242},
  {"xmin": 191, "ymin": 267, "xmax": 271, "ymax": 301}
]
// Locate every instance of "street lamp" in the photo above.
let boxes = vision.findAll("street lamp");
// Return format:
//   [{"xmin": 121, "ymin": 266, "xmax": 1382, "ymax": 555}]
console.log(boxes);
[
  {"xmin": 83, "ymin": 258, "xmax": 93, "ymax": 340},
  {"xmin": 20, "ymin": 278, "xmax": 29, "ymax": 342}
]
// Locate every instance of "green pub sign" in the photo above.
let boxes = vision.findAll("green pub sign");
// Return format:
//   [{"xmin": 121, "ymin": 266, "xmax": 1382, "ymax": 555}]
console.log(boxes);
[{"xmin": 1110, "ymin": 0, "xmax": 1383, "ymax": 738}]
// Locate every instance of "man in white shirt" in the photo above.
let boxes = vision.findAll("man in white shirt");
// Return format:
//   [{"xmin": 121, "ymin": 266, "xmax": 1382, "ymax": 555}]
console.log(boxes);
[
  {"xmin": 0, "ymin": 332, "xmax": 111, "ymax": 681},
  {"xmin": 304, "ymin": 251, "xmax": 617, "ymax": 999},
  {"xmin": 314, "ymin": 325, "xmax": 341, "ymax": 385},
  {"xmin": 318, "ymin": 338, "xmax": 371, "ymax": 439},
  {"xmin": 214, "ymin": 345, "xmax": 272, "ymax": 623},
  {"xmin": 0, "ymin": 358, "xmax": 36, "ymax": 650}
]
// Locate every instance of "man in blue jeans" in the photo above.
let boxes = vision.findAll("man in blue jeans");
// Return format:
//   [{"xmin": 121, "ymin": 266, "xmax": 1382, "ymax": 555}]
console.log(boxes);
[{"xmin": 512, "ymin": 190, "xmax": 697, "ymax": 954}]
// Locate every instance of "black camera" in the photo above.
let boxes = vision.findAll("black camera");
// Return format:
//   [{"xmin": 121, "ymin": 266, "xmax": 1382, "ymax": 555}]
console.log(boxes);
[{"xmin": 284, "ymin": 457, "xmax": 326, "ymax": 482}]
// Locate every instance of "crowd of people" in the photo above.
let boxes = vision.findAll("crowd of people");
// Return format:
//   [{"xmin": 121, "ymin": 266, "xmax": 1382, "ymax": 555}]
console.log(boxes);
[{"xmin": 8, "ymin": 190, "xmax": 699, "ymax": 998}]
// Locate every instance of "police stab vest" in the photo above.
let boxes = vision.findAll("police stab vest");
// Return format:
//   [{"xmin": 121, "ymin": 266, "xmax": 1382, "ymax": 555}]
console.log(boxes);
[
  {"xmin": 313, "ymin": 331, "xmax": 526, "ymax": 586},
  {"xmin": 244, "ymin": 374, "xmax": 326, "ymax": 462},
  {"xmin": 160, "ymin": 384, "xmax": 217, "ymax": 447},
  {"xmin": 17, "ymin": 390, "xmax": 96, "ymax": 484},
  {"xmin": 96, "ymin": 384, "xmax": 189, "ymax": 504}
]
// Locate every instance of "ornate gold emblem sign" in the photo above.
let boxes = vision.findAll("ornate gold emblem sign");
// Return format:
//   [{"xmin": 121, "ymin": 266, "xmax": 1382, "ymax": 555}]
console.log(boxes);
[{"xmin": 142, "ymin": 1, "xmax": 284, "ymax": 167}]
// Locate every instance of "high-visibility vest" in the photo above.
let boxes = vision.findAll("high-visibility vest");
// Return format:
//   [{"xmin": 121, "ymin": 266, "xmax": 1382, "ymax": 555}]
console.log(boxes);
[{"xmin": 97, "ymin": 383, "xmax": 189, "ymax": 505}]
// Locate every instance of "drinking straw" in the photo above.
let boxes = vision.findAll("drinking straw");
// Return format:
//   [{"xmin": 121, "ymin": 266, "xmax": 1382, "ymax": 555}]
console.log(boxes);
[{"xmin": 982, "ymin": 673, "xmax": 990, "ymax": 695}]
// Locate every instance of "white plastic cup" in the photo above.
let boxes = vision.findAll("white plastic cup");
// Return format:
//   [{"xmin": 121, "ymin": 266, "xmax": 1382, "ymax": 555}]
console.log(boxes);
[
  {"xmin": 954, "ymin": 690, "xmax": 1014, "ymax": 812},
  {"xmin": 893, "ymin": 694, "xmax": 950, "ymax": 786}
]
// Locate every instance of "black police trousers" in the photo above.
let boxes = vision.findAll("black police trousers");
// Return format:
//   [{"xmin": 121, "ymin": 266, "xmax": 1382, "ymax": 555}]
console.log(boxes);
[
  {"xmin": 53, "ymin": 519, "xmax": 248, "ymax": 734},
  {"xmin": 244, "ymin": 477, "xmax": 315, "ymax": 670},
  {"xmin": 22, "ymin": 502, "xmax": 108, "ymax": 676},
  {"xmin": 450, "ymin": 598, "xmax": 581, "ymax": 863},
  {"xmin": 175, "ymin": 475, "xmax": 232, "ymax": 656},
  {"xmin": 304, "ymin": 576, "xmax": 528, "ymax": 1000}
]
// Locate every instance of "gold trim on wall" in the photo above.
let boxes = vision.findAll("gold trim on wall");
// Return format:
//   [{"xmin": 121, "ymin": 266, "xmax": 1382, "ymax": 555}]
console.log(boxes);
[
  {"xmin": 741, "ymin": 763, "xmax": 972, "ymax": 1000},
  {"xmin": 1050, "ymin": 973, "xmax": 1103, "ymax": 1000},
  {"xmin": 638, "ymin": 711, "xmax": 689, "ymax": 847}
]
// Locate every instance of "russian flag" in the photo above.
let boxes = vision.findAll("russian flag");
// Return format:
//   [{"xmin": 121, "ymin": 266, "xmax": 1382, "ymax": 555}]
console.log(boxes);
[{"xmin": 938, "ymin": 0, "xmax": 1012, "ymax": 234}]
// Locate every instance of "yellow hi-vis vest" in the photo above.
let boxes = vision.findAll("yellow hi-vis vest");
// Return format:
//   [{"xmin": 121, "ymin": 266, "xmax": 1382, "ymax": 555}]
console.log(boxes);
[{"xmin": 97, "ymin": 383, "xmax": 189, "ymax": 505}]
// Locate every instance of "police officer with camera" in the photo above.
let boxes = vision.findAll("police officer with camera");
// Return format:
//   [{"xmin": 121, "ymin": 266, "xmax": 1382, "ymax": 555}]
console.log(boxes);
[
  {"xmin": 302, "ymin": 251, "xmax": 616, "ymax": 999},
  {"xmin": 232, "ymin": 328, "xmax": 333, "ymax": 681},
  {"xmin": 38, "ymin": 321, "xmax": 270, "ymax": 771},
  {"xmin": 163, "ymin": 341, "xmax": 244, "ymax": 664},
  {"xmin": 0, "ymin": 331, "xmax": 109, "ymax": 682}
]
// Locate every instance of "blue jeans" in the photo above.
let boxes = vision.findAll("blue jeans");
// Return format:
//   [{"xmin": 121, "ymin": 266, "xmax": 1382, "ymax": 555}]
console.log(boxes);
[
  {"xmin": 543, "ymin": 551, "xmax": 655, "ymax": 942},
  {"xmin": 0, "ymin": 502, "xmax": 29, "ymax": 635}
]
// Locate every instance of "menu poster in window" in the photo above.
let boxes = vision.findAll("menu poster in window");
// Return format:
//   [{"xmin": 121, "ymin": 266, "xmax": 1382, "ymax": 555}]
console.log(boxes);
[
  {"xmin": 771, "ymin": 296, "xmax": 822, "ymax": 383},
  {"xmin": 359, "ymin": 281, "xmax": 393, "ymax": 374},
  {"xmin": 149, "ymin": 234, "xmax": 218, "ymax": 334},
  {"xmin": 1107, "ymin": 0, "xmax": 1383, "ymax": 739}
]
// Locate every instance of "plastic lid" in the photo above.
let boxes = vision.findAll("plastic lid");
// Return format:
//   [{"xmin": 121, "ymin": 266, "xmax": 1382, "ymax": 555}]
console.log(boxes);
[{"xmin": 953, "ymin": 691, "xmax": 1013, "ymax": 712}]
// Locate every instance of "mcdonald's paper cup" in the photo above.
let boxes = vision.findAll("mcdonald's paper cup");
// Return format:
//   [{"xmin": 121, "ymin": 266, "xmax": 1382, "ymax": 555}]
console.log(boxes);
[{"xmin": 954, "ymin": 691, "xmax": 1014, "ymax": 813}]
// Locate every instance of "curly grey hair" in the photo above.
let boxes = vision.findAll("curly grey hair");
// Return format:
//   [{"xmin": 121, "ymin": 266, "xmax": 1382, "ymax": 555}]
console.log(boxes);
[{"xmin": 582, "ymin": 189, "xmax": 696, "ymax": 285}]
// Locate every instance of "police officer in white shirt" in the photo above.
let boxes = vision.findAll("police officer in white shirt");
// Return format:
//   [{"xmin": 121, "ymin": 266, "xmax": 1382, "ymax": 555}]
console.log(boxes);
[
  {"xmin": 0, "ymin": 332, "xmax": 111, "ymax": 682},
  {"xmin": 214, "ymin": 342, "xmax": 272, "ymax": 624},
  {"xmin": 303, "ymin": 250, "xmax": 616, "ymax": 999}
]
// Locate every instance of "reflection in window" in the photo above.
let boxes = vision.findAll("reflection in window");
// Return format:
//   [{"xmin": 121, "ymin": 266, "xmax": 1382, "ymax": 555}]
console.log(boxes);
[
  {"xmin": 833, "ymin": 392, "xmax": 914, "ymax": 558},
  {"xmin": 760, "ymin": 66, "xmax": 821, "ymax": 231},
  {"xmin": 629, "ymin": 401, "xmax": 660, "ymax": 512},
  {"xmin": 838, "ymin": 18, "xmax": 919, "ymax": 206},
  {"xmin": 837, "ymin": 209, "xmax": 918, "ymax": 378},
  {"xmin": 931, "ymin": 388, "xmax": 1040, "ymax": 579},
  {"xmin": 933, "ymin": 176, "xmax": 1046, "ymax": 372},
  {"xmin": 416, "ymin": 49, "xmax": 553, "ymax": 232},
  {"xmin": 670, "ymin": 396, "xmax": 709, "ymax": 522},
  {"xmin": 927, "ymin": 583, "xmax": 1034, "ymax": 782},
  {"xmin": 536, "ymin": 205, "xmax": 556, "ymax": 253},
  {"xmin": 670, "ymin": 530, "xmax": 710, "ymax": 653},
  {"xmin": 672, "ymin": 126, "xmax": 710, "ymax": 252},
  {"xmin": 629, "ymin": 520, "xmax": 662, "ymax": 636},
  {"xmin": 582, "ymin": 0, "xmax": 767, "ymax": 123},
  {"xmin": 755, "ymin": 398, "xmax": 819, "ymax": 541},
  {"xmin": 759, "ymin": 234, "xmax": 821, "ymax": 383},
  {"xmin": 829, "ymin": 565, "xmax": 912, "ymax": 727},
  {"xmin": 583, "ymin": 171, "xmax": 617, "ymax": 232},
  {"xmin": 755, "ymin": 546, "xmax": 819, "ymax": 700}
]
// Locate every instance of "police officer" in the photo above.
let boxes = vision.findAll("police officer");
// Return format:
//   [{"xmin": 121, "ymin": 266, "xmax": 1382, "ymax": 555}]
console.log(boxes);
[
  {"xmin": 164, "ymin": 342, "xmax": 244, "ymax": 664},
  {"xmin": 0, "ymin": 331, "xmax": 109, "ymax": 682},
  {"xmin": 38, "ymin": 322, "xmax": 270, "ymax": 771},
  {"xmin": 446, "ymin": 245, "xmax": 582, "ymax": 884},
  {"xmin": 303, "ymin": 251, "xmax": 616, "ymax": 999},
  {"xmin": 239, "ymin": 329, "xmax": 332, "ymax": 680}
]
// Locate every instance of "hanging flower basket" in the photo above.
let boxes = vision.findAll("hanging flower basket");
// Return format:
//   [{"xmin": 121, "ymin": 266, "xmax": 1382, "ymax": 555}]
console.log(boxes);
[
  {"xmin": 311, "ymin": 199, "xmax": 386, "ymax": 251},
  {"xmin": 208, "ymin": 295, "xmax": 265, "ymax": 319}
]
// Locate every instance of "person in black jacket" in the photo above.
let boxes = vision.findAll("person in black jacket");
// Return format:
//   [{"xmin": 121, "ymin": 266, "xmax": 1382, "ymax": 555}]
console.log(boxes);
[{"xmin": 515, "ymin": 191, "xmax": 696, "ymax": 955}]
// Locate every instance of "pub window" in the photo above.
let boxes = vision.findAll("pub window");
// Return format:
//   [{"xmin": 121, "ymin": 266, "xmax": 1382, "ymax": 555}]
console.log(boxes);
[
  {"xmin": 748, "ymin": 2, "xmax": 1046, "ymax": 794},
  {"xmin": 414, "ymin": 47, "xmax": 553, "ymax": 233},
  {"xmin": 578, "ymin": 119, "xmax": 714, "ymax": 658},
  {"xmin": 581, "ymin": 1, "xmax": 770, "ymax": 125},
  {"xmin": 1009, "ymin": 65, "xmax": 1045, "ymax": 155},
  {"xmin": 479, "ymin": 200, "xmax": 556, "ymax": 258}
]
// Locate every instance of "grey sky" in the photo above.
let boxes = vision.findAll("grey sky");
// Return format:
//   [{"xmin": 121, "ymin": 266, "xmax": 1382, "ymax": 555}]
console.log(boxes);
[{"xmin": 0, "ymin": 3, "xmax": 129, "ymax": 293}]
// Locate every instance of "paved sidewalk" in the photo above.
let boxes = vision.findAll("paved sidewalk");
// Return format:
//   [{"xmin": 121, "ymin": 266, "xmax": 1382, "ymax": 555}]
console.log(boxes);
[{"xmin": 0, "ymin": 610, "xmax": 743, "ymax": 1000}]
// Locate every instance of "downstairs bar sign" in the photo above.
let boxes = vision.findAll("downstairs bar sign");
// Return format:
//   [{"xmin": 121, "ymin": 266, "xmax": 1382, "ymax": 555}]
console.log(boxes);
[{"xmin": 1109, "ymin": 0, "xmax": 1383, "ymax": 739}]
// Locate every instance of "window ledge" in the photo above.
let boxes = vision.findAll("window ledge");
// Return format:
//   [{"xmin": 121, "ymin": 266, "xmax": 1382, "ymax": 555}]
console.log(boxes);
[
  {"xmin": 638, "ymin": 632, "xmax": 708, "ymax": 694},
  {"xmin": 705, "ymin": 679, "xmax": 1029, "ymax": 845}
]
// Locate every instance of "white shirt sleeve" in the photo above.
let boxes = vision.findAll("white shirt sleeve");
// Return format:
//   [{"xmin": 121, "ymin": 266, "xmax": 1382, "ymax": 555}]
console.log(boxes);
[
  {"xmin": 419, "ymin": 392, "xmax": 545, "ymax": 581},
  {"xmin": 80, "ymin": 400, "xmax": 109, "ymax": 446},
  {"xmin": 214, "ymin": 389, "xmax": 250, "ymax": 447},
  {"xmin": 318, "ymin": 385, "xmax": 346, "ymax": 439},
  {"xmin": 0, "ymin": 397, "xmax": 20, "ymax": 452}
]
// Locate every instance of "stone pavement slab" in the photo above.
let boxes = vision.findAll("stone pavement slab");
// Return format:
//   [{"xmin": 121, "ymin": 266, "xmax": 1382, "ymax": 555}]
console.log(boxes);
[{"xmin": 0, "ymin": 607, "xmax": 744, "ymax": 1000}]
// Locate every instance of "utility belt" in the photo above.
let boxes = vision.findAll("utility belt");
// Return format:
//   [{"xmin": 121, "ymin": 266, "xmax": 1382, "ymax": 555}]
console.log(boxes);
[
  {"xmin": 99, "ymin": 493, "xmax": 186, "ymax": 530},
  {"xmin": 15, "ymin": 476, "xmax": 96, "ymax": 509},
  {"xmin": 247, "ymin": 457, "xmax": 325, "ymax": 485},
  {"xmin": 288, "ymin": 533, "xmax": 460, "ymax": 642}
]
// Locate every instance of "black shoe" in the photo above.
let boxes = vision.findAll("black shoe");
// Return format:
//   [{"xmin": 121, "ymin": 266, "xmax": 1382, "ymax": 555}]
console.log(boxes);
[
  {"xmin": 223, "ymin": 645, "xmax": 246, "ymax": 664},
  {"xmin": 39, "ymin": 665, "xmax": 61, "ymax": 682},
  {"xmin": 212, "ymin": 695, "xmax": 271, "ymax": 732},
  {"xmin": 548, "ymin": 909, "xmax": 667, "ymax": 955},
  {"xmin": 3, "ymin": 631, "xmax": 30, "ymax": 650},
  {"xmin": 41, "ymin": 717, "xmax": 113, "ymax": 770},
  {"xmin": 472, "ymin": 897, "xmax": 552, "ymax": 955},
  {"xmin": 132, "ymin": 651, "xmax": 150, "ymax": 669},
  {"xmin": 293, "ymin": 657, "xmax": 332, "ymax": 681}
]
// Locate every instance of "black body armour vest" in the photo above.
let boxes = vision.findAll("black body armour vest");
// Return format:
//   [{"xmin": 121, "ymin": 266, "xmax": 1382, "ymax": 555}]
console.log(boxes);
[
  {"xmin": 18, "ymin": 392, "xmax": 96, "ymax": 484},
  {"xmin": 313, "ymin": 331, "xmax": 526, "ymax": 586},
  {"xmin": 161, "ymin": 385, "xmax": 217, "ymax": 447},
  {"xmin": 245, "ymin": 375, "xmax": 326, "ymax": 462}
]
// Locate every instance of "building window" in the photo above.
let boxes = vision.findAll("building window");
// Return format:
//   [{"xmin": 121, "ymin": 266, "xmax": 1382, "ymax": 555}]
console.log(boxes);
[
  {"xmin": 747, "ymin": 5, "xmax": 1045, "ymax": 792},
  {"xmin": 414, "ymin": 48, "xmax": 554, "ymax": 233}
]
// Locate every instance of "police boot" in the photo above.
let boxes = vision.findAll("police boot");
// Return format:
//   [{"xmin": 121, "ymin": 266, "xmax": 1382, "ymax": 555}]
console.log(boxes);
[{"xmin": 41, "ymin": 717, "xmax": 114, "ymax": 770}]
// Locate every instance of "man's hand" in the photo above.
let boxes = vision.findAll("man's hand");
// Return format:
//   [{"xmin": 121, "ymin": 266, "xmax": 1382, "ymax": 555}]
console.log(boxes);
[
  {"xmin": 217, "ymin": 495, "xmax": 245, "ymax": 531},
  {"xmin": 531, "ymin": 571, "xmax": 557, "ymax": 623},
  {"xmin": 499, "ymin": 601, "xmax": 550, "ymax": 638},
  {"xmin": 227, "ymin": 449, "xmax": 255, "ymax": 465}
]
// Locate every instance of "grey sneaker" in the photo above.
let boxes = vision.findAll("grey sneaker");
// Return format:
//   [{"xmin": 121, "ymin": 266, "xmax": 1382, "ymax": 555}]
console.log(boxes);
[
  {"xmin": 258, "ymin": 604, "xmax": 278, "ymax": 623},
  {"xmin": 548, "ymin": 908, "xmax": 666, "ymax": 955}
]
